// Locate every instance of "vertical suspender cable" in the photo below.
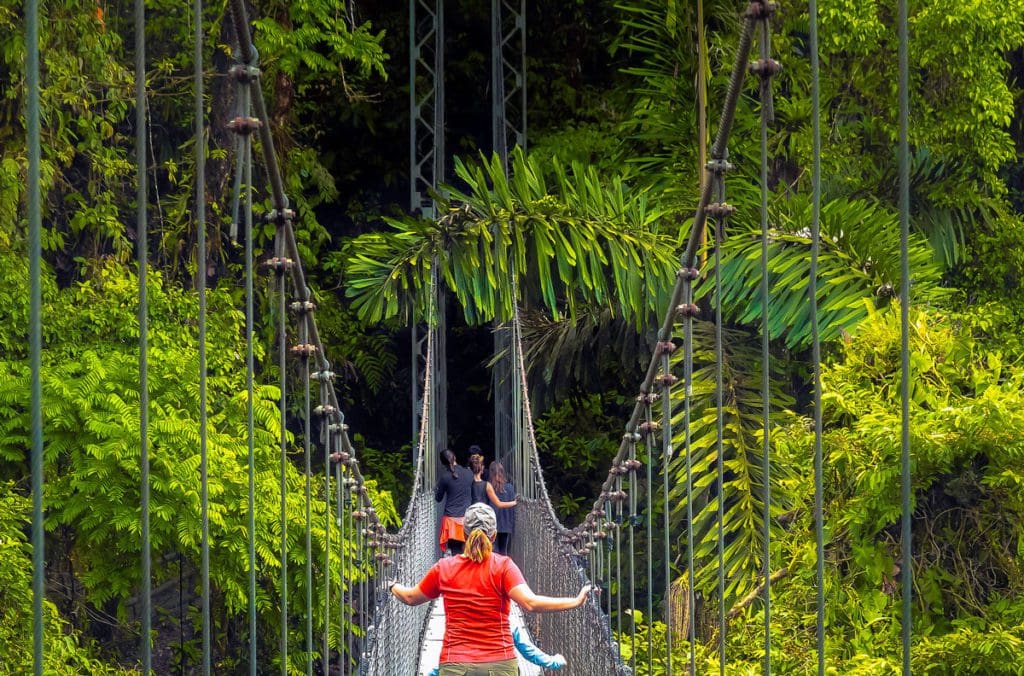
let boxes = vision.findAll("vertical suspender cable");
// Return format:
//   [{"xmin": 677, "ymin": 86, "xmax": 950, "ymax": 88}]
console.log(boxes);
[
  {"xmin": 278, "ymin": 247, "xmax": 289, "ymax": 672},
  {"xmin": 135, "ymin": 0, "xmax": 151, "ymax": 668},
  {"xmin": 898, "ymin": 0, "xmax": 912, "ymax": 671},
  {"xmin": 334, "ymin": 459, "xmax": 343, "ymax": 668},
  {"xmin": 302, "ymin": 315, "xmax": 313, "ymax": 674},
  {"xmin": 809, "ymin": 0, "xmax": 825, "ymax": 673},
  {"xmin": 713, "ymin": 175, "xmax": 726, "ymax": 676},
  {"xmin": 660, "ymin": 349, "xmax": 673, "ymax": 676},
  {"xmin": 26, "ymin": 0, "xmax": 44, "ymax": 669},
  {"xmin": 644, "ymin": 404, "xmax": 654, "ymax": 672},
  {"xmin": 323, "ymin": 385, "xmax": 331, "ymax": 675},
  {"xmin": 614, "ymin": 473, "xmax": 622, "ymax": 643},
  {"xmin": 757, "ymin": 10, "xmax": 773, "ymax": 673},
  {"xmin": 244, "ymin": 111, "xmax": 257, "ymax": 675},
  {"xmin": 345, "ymin": 479, "xmax": 353, "ymax": 669},
  {"xmin": 682, "ymin": 279, "xmax": 696, "ymax": 676},
  {"xmin": 193, "ymin": 0, "xmax": 211, "ymax": 669},
  {"xmin": 627, "ymin": 436, "xmax": 637, "ymax": 669}
]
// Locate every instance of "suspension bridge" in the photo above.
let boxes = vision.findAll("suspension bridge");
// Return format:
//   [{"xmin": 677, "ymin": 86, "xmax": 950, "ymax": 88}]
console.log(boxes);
[{"xmin": 17, "ymin": 0, "xmax": 921, "ymax": 674}]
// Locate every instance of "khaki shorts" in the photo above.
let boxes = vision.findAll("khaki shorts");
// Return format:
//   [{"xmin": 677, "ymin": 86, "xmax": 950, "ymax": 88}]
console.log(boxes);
[{"xmin": 438, "ymin": 658, "xmax": 518, "ymax": 676}]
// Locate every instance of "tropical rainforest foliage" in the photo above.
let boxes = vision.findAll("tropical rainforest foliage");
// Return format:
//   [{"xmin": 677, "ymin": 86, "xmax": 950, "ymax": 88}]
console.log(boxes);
[{"xmin": 3, "ymin": 0, "xmax": 1024, "ymax": 672}]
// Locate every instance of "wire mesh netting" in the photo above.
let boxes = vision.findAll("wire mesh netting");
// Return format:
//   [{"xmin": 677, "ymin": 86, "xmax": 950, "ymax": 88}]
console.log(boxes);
[
  {"xmin": 360, "ymin": 491, "xmax": 439, "ymax": 675},
  {"xmin": 515, "ymin": 499, "xmax": 630, "ymax": 676}
]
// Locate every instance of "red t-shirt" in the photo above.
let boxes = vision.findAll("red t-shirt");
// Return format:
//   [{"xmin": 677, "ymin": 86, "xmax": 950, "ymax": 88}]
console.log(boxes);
[{"xmin": 417, "ymin": 553, "xmax": 527, "ymax": 663}]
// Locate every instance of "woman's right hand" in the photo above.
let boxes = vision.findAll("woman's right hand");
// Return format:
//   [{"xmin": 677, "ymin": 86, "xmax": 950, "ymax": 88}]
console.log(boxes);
[{"xmin": 576, "ymin": 584, "xmax": 595, "ymax": 607}]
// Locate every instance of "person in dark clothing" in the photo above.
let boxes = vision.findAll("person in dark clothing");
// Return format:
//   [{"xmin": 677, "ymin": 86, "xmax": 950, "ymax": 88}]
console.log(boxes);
[
  {"xmin": 469, "ymin": 452, "xmax": 487, "ymax": 505},
  {"xmin": 469, "ymin": 451, "xmax": 517, "ymax": 514},
  {"xmin": 487, "ymin": 461, "xmax": 517, "ymax": 556},
  {"xmin": 435, "ymin": 449, "xmax": 474, "ymax": 555}
]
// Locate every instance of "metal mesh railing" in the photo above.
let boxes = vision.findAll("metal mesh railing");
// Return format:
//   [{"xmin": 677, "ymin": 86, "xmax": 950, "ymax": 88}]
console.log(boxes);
[
  {"xmin": 515, "ymin": 499, "xmax": 630, "ymax": 675},
  {"xmin": 360, "ymin": 491, "xmax": 438, "ymax": 674},
  {"xmin": 359, "ymin": 275, "xmax": 441, "ymax": 675},
  {"xmin": 510, "ymin": 303, "xmax": 631, "ymax": 675}
]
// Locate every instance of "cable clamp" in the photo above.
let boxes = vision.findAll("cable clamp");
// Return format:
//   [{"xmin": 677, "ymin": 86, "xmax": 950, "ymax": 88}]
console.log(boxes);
[
  {"xmin": 291, "ymin": 343, "xmax": 317, "ymax": 358},
  {"xmin": 705, "ymin": 202, "xmax": 736, "ymax": 219},
  {"xmin": 227, "ymin": 116, "xmax": 262, "ymax": 135},
  {"xmin": 314, "ymin": 404, "xmax": 337, "ymax": 417},
  {"xmin": 266, "ymin": 208, "xmax": 296, "ymax": 224},
  {"xmin": 749, "ymin": 58, "xmax": 782, "ymax": 78},
  {"xmin": 329, "ymin": 422, "xmax": 348, "ymax": 433},
  {"xmin": 290, "ymin": 300, "xmax": 317, "ymax": 314},
  {"xmin": 228, "ymin": 64, "xmax": 262, "ymax": 82},
  {"xmin": 624, "ymin": 459, "xmax": 644, "ymax": 473},
  {"xmin": 745, "ymin": 1, "xmax": 778, "ymax": 19},
  {"xmin": 705, "ymin": 158, "xmax": 734, "ymax": 174},
  {"xmin": 260, "ymin": 256, "xmax": 293, "ymax": 273},
  {"xmin": 655, "ymin": 373, "xmax": 678, "ymax": 388},
  {"xmin": 676, "ymin": 303, "xmax": 700, "ymax": 318},
  {"xmin": 656, "ymin": 340, "xmax": 677, "ymax": 355},
  {"xmin": 311, "ymin": 370, "xmax": 336, "ymax": 382},
  {"xmin": 636, "ymin": 392, "xmax": 660, "ymax": 404},
  {"xmin": 638, "ymin": 420, "xmax": 661, "ymax": 435},
  {"xmin": 623, "ymin": 431, "xmax": 642, "ymax": 443},
  {"xmin": 677, "ymin": 266, "xmax": 701, "ymax": 281}
]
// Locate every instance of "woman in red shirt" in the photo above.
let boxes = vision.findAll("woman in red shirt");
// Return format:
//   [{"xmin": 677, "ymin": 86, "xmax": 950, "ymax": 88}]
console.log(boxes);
[{"xmin": 390, "ymin": 503, "xmax": 592, "ymax": 675}]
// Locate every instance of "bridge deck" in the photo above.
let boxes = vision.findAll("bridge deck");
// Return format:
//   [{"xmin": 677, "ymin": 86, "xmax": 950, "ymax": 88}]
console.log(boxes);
[{"xmin": 417, "ymin": 599, "xmax": 542, "ymax": 675}]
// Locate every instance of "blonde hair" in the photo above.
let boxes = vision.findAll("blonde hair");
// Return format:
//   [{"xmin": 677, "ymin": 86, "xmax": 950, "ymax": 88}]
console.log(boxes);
[
  {"xmin": 464, "ymin": 528, "xmax": 493, "ymax": 563},
  {"xmin": 469, "ymin": 453, "xmax": 484, "ymax": 475}
]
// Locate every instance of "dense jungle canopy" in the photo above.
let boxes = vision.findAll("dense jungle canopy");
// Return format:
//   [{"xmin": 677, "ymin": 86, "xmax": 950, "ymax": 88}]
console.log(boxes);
[{"xmin": 2, "ymin": 0, "xmax": 1024, "ymax": 673}]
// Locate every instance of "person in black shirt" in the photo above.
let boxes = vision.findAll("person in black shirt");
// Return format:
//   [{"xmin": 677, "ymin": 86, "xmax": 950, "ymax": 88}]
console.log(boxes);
[
  {"xmin": 469, "ymin": 449, "xmax": 517, "ymax": 512},
  {"xmin": 435, "ymin": 449, "xmax": 473, "ymax": 555}
]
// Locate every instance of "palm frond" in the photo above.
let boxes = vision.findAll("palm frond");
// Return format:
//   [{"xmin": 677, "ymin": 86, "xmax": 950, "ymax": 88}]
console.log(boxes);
[
  {"xmin": 701, "ymin": 196, "xmax": 950, "ymax": 350},
  {"xmin": 344, "ymin": 148, "xmax": 679, "ymax": 328}
]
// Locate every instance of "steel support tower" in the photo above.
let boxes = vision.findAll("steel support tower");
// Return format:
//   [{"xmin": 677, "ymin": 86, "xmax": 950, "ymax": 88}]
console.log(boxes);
[
  {"xmin": 492, "ymin": 0, "xmax": 526, "ymax": 476},
  {"xmin": 410, "ymin": 0, "xmax": 447, "ymax": 470}
]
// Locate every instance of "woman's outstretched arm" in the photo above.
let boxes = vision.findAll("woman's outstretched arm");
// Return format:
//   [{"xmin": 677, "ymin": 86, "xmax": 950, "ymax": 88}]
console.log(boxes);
[
  {"xmin": 390, "ymin": 582, "xmax": 432, "ymax": 606},
  {"xmin": 509, "ymin": 583, "xmax": 593, "ymax": 612}
]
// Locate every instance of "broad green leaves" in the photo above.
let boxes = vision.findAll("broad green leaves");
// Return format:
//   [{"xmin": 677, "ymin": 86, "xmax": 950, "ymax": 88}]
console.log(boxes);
[
  {"xmin": 343, "ymin": 149, "xmax": 679, "ymax": 329},
  {"xmin": 704, "ymin": 196, "xmax": 948, "ymax": 349}
]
